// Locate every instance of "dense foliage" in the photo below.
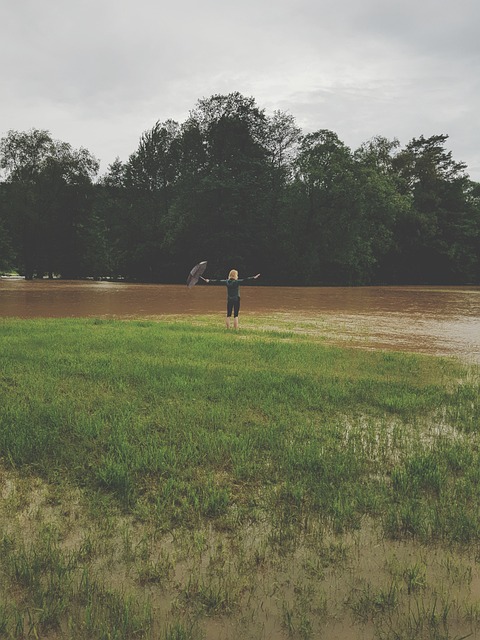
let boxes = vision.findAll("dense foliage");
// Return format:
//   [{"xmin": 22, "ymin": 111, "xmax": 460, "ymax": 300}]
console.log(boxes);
[{"xmin": 1, "ymin": 93, "xmax": 479, "ymax": 284}]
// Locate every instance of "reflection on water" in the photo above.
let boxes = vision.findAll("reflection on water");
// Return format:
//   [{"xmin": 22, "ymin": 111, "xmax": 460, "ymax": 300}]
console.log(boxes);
[{"xmin": 1, "ymin": 278, "xmax": 479, "ymax": 362}]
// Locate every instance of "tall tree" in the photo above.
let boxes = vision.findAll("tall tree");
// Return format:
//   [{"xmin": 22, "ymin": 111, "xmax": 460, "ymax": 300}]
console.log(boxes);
[
  {"xmin": 0, "ymin": 129, "xmax": 99, "ymax": 278},
  {"xmin": 1, "ymin": 129, "xmax": 54, "ymax": 278},
  {"xmin": 176, "ymin": 93, "xmax": 273, "ymax": 275},
  {"xmin": 391, "ymin": 134, "xmax": 475, "ymax": 283},
  {"xmin": 290, "ymin": 130, "xmax": 359, "ymax": 283},
  {"xmin": 162, "ymin": 119, "xmax": 208, "ymax": 268},
  {"xmin": 262, "ymin": 111, "xmax": 302, "ymax": 274},
  {"xmin": 120, "ymin": 120, "xmax": 181, "ymax": 280},
  {"xmin": 94, "ymin": 158, "xmax": 129, "ymax": 278},
  {"xmin": 354, "ymin": 136, "xmax": 412, "ymax": 283}
]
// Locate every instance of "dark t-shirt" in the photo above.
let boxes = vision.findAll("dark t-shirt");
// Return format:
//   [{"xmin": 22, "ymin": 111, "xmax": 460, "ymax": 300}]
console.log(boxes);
[{"xmin": 211, "ymin": 277, "xmax": 256, "ymax": 300}]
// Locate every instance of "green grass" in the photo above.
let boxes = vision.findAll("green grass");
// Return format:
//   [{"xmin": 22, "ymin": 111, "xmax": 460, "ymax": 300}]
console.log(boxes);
[
  {"xmin": 1, "ymin": 318, "xmax": 477, "ymax": 532},
  {"xmin": 1, "ymin": 317, "xmax": 479, "ymax": 639}
]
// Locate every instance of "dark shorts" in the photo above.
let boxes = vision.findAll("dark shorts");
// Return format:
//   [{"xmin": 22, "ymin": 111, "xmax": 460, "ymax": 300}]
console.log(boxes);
[{"xmin": 227, "ymin": 297, "xmax": 240, "ymax": 317}]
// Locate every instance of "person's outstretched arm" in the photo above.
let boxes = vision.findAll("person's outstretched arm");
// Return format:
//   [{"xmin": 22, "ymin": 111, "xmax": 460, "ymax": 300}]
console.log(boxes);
[
  {"xmin": 202, "ymin": 277, "xmax": 227, "ymax": 284},
  {"xmin": 237, "ymin": 274, "xmax": 261, "ymax": 283}
]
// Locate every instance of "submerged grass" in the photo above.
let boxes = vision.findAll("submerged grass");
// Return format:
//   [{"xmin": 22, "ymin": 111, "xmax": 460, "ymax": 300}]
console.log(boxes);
[{"xmin": 1, "ymin": 316, "xmax": 480, "ymax": 639}]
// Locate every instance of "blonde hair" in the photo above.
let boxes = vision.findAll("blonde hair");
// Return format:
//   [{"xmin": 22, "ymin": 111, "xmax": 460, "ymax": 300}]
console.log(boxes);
[{"xmin": 228, "ymin": 269, "xmax": 238, "ymax": 280}]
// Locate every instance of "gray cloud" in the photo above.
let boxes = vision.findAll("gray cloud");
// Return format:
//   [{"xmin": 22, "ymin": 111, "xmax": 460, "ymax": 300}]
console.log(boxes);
[{"xmin": 1, "ymin": 0, "xmax": 479, "ymax": 179}]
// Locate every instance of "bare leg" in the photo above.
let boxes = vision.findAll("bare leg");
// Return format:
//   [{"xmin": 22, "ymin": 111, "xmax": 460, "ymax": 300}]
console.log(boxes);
[
  {"xmin": 226, "ymin": 316, "xmax": 230, "ymax": 329},
  {"xmin": 234, "ymin": 317, "xmax": 239, "ymax": 329}
]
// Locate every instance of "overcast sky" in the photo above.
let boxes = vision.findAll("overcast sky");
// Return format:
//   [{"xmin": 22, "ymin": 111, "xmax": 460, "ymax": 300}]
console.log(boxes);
[{"xmin": 2, "ymin": 0, "xmax": 479, "ymax": 180}]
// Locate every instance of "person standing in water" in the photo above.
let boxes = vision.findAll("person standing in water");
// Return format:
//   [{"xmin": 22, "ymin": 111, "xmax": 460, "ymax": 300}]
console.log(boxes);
[{"xmin": 203, "ymin": 269, "xmax": 260, "ymax": 329}]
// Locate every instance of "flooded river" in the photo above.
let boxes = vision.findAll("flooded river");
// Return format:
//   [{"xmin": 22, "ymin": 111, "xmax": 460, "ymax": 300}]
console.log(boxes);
[{"xmin": 1, "ymin": 278, "xmax": 479, "ymax": 363}]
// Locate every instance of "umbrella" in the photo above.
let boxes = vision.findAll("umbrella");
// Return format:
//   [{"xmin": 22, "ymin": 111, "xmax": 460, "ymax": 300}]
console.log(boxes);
[{"xmin": 187, "ymin": 261, "xmax": 207, "ymax": 288}]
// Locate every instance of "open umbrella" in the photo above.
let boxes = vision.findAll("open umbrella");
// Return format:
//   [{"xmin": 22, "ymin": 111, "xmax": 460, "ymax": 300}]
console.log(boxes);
[{"xmin": 187, "ymin": 261, "xmax": 207, "ymax": 287}]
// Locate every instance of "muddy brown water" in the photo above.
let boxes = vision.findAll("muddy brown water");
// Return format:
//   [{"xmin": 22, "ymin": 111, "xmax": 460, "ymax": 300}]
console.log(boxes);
[{"xmin": 1, "ymin": 278, "xmax": 479, "ymax": 362}]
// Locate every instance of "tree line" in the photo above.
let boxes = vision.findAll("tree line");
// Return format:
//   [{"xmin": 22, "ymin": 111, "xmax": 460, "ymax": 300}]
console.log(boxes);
[{"xmin": 1, "ymin": 92, "xmax": 479, "ymax": 285}]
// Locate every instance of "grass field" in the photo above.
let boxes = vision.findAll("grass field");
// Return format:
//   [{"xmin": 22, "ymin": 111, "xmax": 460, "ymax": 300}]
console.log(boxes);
[{"xmin": 1, "ymin": 316, "xmax": 479, "ymax": 639}]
